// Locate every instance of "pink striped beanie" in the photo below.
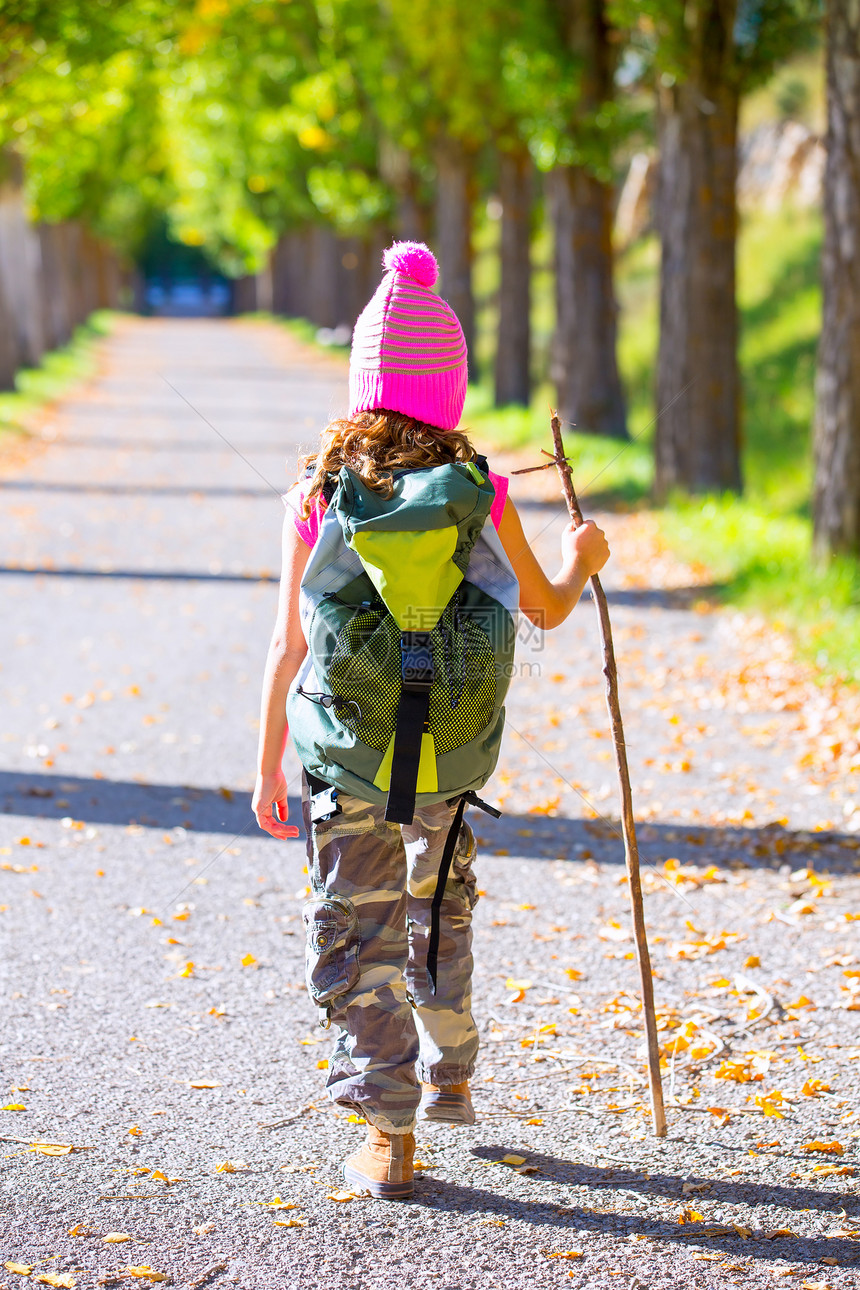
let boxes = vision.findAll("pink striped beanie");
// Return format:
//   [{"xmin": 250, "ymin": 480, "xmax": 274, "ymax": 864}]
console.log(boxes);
[{"xmin": 348, "ymin": 241, "xmax": 468, "ymax": 432}]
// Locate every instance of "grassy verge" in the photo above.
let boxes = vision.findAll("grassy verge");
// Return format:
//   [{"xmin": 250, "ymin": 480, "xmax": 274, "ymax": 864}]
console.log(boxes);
[
  {"xmin": 660, "ymin": 497, "xmax": 860, "ymax": 680},
  {"xmin": 0, "ymin": 311, "xmax": 115, "ymax": 441}
]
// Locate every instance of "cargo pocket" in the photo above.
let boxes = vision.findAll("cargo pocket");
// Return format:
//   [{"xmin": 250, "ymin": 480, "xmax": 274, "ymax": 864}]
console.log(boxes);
[
  {"xmin": 302, "ymin": 894, "xmax": 360, "ymax": 1005},
  {"xmin": 450, "ymin": 819, "xmax": 478, "ymax": 910}
]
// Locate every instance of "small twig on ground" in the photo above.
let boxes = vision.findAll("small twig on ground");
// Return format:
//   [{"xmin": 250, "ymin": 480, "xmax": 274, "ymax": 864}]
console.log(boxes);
[
  {"xmin": 256, "ymin": 1105, "xmax": 313, "ymax": 1130},
  {"xmin": 187, "ymin": 1262, "xmax": 228, "ymax": 1289}
]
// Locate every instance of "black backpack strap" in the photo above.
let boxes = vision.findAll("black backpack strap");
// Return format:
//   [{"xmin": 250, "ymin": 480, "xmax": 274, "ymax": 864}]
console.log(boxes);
[
  {"xmin": 425, "ymin": 795, "xmax": 467, "ymax": 994},
  {"xmin": 474, "ymin": 453, "xmax": 489, "ymax": 475},
  {"xmin": 384, "ymin": 631, "xmax": 434, "ymax": 826}
]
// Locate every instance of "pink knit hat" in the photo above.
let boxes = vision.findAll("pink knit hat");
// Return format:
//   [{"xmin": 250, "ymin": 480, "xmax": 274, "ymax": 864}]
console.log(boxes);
[{"xmin": 349, "ymin": 242, "xmax": 468, "ymax": 432}]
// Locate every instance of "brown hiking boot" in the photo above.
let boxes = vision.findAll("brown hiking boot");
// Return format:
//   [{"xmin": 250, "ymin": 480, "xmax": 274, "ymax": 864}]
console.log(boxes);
[
  {"xmin": 418, "ymin": 1080, "xmax": 475, "ymax": 1125},
  {"xmin": 342, "ymin": 1123, "xmax": 415, "ymax": 1200}
]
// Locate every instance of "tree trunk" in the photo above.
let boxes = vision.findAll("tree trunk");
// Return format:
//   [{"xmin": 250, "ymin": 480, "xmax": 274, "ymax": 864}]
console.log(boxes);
[
  {"xmin": 0, "ymin": 268, "xmax": 18, "ymax": 390},
  {"xmin": 379, "ymin": 139, "xmax": 432, "ymax": 244},
  {"xmin": 813, "ymin": 0, "xmax": 860, "ymax": 558},
  {"xmin": 494, "ymin": 148, "xmax": 532, "ymax": 408},
  {"xmin": 272, "ymin": 229, "xmax": 309, "ymax": 317},
  {"xmin": 551, "ymin": 1, "xmax": 627, "ymax": 437},
  {"xmin": 337, "ymin": 236, "xmax": 370, "ymax": 327},
  {"xmin": 307, "ymin": 224, "xmax": 343, "ymax": 327},
  {"xmin": 38, "ymin": 224, "xmax": 72, "ymax": 350},
  {"xmin": 435, "ymin": 137, "xmax": 477, "ymax": 381},
  {"xmin": 654, "ymin": 2, "xmax": 741, "ymax": 499},
  {"xmin": 550, "ymin": 166, "xmax": 627, "ymax": 436},
  {"xmin": 0, "ymin": 150, "xmax": 45, "ymax": 368}
]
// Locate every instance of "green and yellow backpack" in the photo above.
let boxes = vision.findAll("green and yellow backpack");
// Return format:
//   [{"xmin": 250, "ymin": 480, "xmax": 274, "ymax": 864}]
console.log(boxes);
[{"xmin": 287, "ymin": 457, "xmax": 519, "ymax": 825}]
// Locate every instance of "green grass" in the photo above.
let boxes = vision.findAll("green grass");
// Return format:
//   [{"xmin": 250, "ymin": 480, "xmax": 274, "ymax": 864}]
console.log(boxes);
[
  {"xmin": 276, "ymin": 315, "xmax": 350, "ymax": 353},
  {"xmin": 660, "ymin": 496, "xmax": 860, "ymax": 681},
  {"xmin": 0, "ymin": 311, "xmax": 115, "ymax": 440}
]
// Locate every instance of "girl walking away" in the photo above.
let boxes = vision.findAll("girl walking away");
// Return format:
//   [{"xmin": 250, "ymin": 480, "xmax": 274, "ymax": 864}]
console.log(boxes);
[{"xmin": 253, "ymin": 242, "xmax": 609, "ymax": 1200}]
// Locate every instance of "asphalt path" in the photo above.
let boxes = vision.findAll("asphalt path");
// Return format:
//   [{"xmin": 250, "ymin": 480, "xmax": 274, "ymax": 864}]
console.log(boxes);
[{"xmin": 2, "ymin": 317, "xmax": 859, "ymax": 1290}]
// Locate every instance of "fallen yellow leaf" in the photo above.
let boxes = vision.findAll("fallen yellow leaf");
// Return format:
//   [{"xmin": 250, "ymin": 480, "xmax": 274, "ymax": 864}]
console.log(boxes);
[
  {"xmin": 241, "ymin": 953, "xmax": 257, "ymax": 968},
  {"xmin": 179, "ymin": 961, "xmax": 194, "ymax": 977},
  {"xmin": 678, "ymin": 1207, "xmax": 704, "ymax": 1224},
  {"xmin": 812, "ymin": 1164, "xmax": 854, "ymax": 1177},
  {"xmin": 714, "ymin": 1059, "xmax": 756, "ymax": 1084},
  {"xmin": 215, "ymin": 1160, "xmax": 246, "ymax": 1173},
  {"xmin": 120, "ymin": 1268, "xmax": 169, "ymax": 1282},
  {"xmin": 34, "ymin": 1276, "xmax": 76, "ymax": 1288},
  {"xmin": 4, "ymin": 1264, "xmax": 34, "ymax": 1277},
  {"xmin": 2, "ymin": 1103, "xmax": 26, "ymax": 1111},
  {"xmin": 326, "ymin": 1190, "xmax": 356, "ymax": 1202},
  {"xmin": 27, "ymin": 1143, "xmax": 73, "ymax": 1156},
  {"xmin": 103, "ymin": 1232, "xmax": 132, "ymax": 1243},
  {"xmin": 188, "ymin": 1079, "xmax": 221, "ymax": 1089},
  {"xmin": 501, "ymin": 1154, "xmax": 527, "ymax": 1166},
  {"xmin": 801, "ymin": 1079, "xmax": 831, "ymax": 1097},
  {"xmin": 547, "ymin": 1251, "xmax": 583, "ymax": 1260},
  {"xmin": 801, "ymin": 1140, "xmax": 844, "ymax": 1155},
  {"xmin": 273, "ymin": 1217, "xmax": 308, "ymax": 1227},
  {"xmin": 128, "ymin": 1124, "xmax": 142, "ymax": 1136}
]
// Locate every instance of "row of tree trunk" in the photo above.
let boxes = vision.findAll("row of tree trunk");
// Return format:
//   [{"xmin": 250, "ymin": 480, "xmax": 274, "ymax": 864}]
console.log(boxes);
[{"xmin": 0, "ymin": 151, "xmax": 124, "ymax": 392}]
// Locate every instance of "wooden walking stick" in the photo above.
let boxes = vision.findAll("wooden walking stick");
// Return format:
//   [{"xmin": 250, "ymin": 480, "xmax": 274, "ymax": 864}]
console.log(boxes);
[{"xmin": 516, "ymin": 413, "xmax": 667, "ymax": 1137}]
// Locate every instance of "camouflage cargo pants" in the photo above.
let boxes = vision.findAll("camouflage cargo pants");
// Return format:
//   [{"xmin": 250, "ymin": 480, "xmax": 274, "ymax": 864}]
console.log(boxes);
[{"xmin": 300, "ymin": 771, "xmax": 479, "ymax": 1134}]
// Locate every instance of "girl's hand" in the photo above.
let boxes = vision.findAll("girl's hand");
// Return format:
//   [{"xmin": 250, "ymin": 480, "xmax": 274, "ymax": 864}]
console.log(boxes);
[
  {"xmin": 253, "ymin": 770, "xmax": 300, "ymax": 839},
  {"xmin": 561, "ymin": 518, "xmax": 610, "ymax": 577}
]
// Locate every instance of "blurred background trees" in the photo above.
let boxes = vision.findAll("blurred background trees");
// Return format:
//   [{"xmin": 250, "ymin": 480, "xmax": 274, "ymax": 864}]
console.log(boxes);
[{"xmin": 7, "ymin": 0, "xmax": 860, "ymax": 580}]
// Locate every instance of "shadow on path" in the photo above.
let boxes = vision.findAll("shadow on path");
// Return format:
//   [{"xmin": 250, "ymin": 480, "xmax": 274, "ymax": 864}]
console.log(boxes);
[
  {"xmin": 0, "ymin": 769, "xmax": 285, "ymax": 837},
  {"xmin": 2, "ymin": 769, "xmax": 858, "ymax": 872},
  {"xmin": 409, "ymin": 1144, "xmax": 860, "ymax": 1265},
  {"xmin": 0, "ymin": 565, "xmax": 278, "ymax": 583},
  {"xmin": 0, "ymin": 479, "xmax": 276, "ymax": 499}
]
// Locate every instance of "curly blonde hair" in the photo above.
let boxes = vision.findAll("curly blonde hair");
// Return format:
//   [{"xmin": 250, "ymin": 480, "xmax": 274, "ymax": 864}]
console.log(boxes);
[{"xmin": 297, "ymin": 410, "xmax": 476, "ymax": 519}]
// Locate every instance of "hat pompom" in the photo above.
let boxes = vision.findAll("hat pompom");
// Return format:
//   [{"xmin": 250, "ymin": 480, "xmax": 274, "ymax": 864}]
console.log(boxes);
[{"xmin": 383, "ymin": 241, "xmax": 438, "ymax": 288}]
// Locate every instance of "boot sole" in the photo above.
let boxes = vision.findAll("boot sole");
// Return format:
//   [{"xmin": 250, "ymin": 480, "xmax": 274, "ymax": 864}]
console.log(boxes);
[
  {"xmin": 343, "ymin": 1161, "xmax": 414, "ymax": 1200},
  {"xmin": 418, "ymin": 1097, "xmax": 476, "ymax": 1127}
]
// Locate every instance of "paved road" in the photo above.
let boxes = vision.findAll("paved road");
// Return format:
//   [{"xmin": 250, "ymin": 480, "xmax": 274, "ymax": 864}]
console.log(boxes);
[{"xmin": 1, "ymin": 318, "xmax": 859, "ymax": 1290}]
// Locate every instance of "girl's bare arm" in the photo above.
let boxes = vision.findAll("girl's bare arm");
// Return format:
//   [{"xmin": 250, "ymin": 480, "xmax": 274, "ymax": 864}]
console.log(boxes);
[
  {"xmin": 252, "ymin": 513, "xmax": 310, "ymax": 839},
  {"xmin": 497, "ymin": 496, "xmax": 609, "ymax": 629}
]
